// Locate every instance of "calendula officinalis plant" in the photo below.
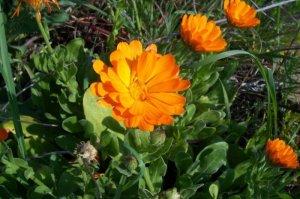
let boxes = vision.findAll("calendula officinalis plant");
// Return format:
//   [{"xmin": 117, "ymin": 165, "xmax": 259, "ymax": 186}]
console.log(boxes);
[{"xmin": 0, "ymin": 0, "xmax": 299, "ymax": 198}]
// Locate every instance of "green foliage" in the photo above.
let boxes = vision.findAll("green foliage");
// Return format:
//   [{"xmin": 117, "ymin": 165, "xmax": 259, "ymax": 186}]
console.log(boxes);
[{"xmin": 0, "ymin": 0, "xmax": 299, "ymax": 198}]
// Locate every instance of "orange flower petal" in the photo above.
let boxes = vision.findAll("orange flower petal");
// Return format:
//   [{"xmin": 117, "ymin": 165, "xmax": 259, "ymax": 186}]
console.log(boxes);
[
  {"xmin": 115, "ymin": 59, "xmax": 131, "ymax": 87},
  {"xmin": 93, "ymin": 59, "xmax": 106, "ymax": 75},
  {"xmin": 90, "ymin": 82, "xmax": 106, "ymax": 97},
  {"xmin": 137, "ymin": 51, "xmax": 157, "ymax": 83},
  {"xmin": 181, "ymin": 14, "xmax": 227, "ymax": 52},
  {"xmin": 145, "ymin": 44, "xmax": 157, "ymax": 52},
  {"xmin": 224, "ymin": 0, "xmax": 260, "ymax": 28},
  {"xmin": 266, "ymin": 138, "xmax": 299, "ymax": 169},
  {"xmin": 149, "ymin": 93, "xmax": 186, "ymax": 106},
  {"xmin": 145, "ymin": 54, "xmax": 178, "ymax": 84},
  {"xmin": 107, "ymin": 68, "xmax": 129, "ymax": 93},
  {"xmin": 148, "ymin": 79, "xmax": 190, "ymax": 93}
]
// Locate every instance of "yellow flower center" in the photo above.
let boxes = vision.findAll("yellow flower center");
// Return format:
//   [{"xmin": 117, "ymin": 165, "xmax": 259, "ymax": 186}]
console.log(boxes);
[{"xmin": 129, "ymin": 78, "xmax": 148, "ymax": 101}]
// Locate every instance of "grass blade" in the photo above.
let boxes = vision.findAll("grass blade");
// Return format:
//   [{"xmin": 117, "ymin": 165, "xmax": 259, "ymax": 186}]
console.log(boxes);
[
  {"xmin": 0, "ymin": 4, "xmax": 26, "ymax": 158},
  {"xmin": 198, "ymin": 50, "xmax": 278, "ymax": 134}
]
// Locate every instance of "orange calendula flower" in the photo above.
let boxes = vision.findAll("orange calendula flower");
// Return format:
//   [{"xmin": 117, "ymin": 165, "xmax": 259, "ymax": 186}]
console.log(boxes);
[
  {"xmin": 90, "ymin": 40, "xmax": 190, "ymax": 132},
  {"xmin": 13, "ymin": 0, "xmax": 59, "ymax": 17},
  {"xmin": 266, "ymin": 138, "xmax": 299, "ymax": 169},
  {"xmin": 180, "ymin": 14, "xmax": 227, "ymax": 52},
  {"xmin": 0, "ymin": 128, "xmax": 9, "ymax": 141},
  {"xmin": 224, "ymin": 0, "xmax": 260, "ymax": 28}
]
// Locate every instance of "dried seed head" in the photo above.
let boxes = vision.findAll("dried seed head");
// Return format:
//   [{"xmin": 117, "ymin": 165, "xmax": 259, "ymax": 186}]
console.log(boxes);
[{"xmin": 75, "ymin": 141, "xmax": 98, "ymax": 164}]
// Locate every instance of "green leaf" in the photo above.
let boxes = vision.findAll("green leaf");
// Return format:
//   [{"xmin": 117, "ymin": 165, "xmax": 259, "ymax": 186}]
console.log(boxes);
[
  {"xmin": 147, "ymin": 157, "xmax": 167, "ymax": 193},
  {"xmin": 198, "ymin": 110, "xmax": 224, "ymax": 124},
  {"xmin": 143, "ymin": 138, "xmax": 173, "ymax": 163},
  {"xmin": 126, "ymin": 129, "xmax": 151, "ymax": 152},
  {"xmin": 277, "ymin": 193, "xmax": 293, "ymax": 199},
  {"xmin": 196, "ymin": 127, "xmax": 217, "ymax": 140},
  {"xmin": 57, "ymin": 169, "xmax": 84, "ymax": 196},
  {"xmin": 106, "ymin": 134, "xmax": 120, "ymax": 156},
  {"xmin": 66, "ymin": 38, "xmax": 85, "ymax": 60},
  {"xmin": 180, "ymin": 104, "xmax": 196, "ymax": 125},
  {"xmin": 177, "ymin": 174, "xmax": 203, "ymax": 199},
  {"xmin": 102, "ymin": 116, "xmax": 125, "ymax": 134},
  {"xmin": 187, "ymin": 142, "xmax": 228, "ymax": 176},
  {"xmin": 45, "ymin": 11, "xmax": 70, "ymax": 25},
  {"xmin": 209, "ymin": 183, "xmax": 219, "ymax": 199},
  {"xmin": 2, "ymin": 158, "xmax": 19, "ymax": 175},
  {"xmin": 55, "ymin": 134, "xmax": 80, "ymax": 151},
  {"xmin": 83, "ymin": 89, "xmax": 112, "ymax": 138},
  {"xmin": 175, "ymin": 151, "xmax": 193, "ymax": 175},
  {"xmin": 34, "ymin": 185, "xmax": 53, "ymax": 195},
  {"xmin": 62, "ymin": 116, "xmax": 82, "ymax": 133},
  {"xmin": 24, "ymin": 168, "xmax": 34, "ymax": 180}
]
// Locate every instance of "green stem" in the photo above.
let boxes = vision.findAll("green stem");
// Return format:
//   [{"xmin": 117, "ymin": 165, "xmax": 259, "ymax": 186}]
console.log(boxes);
[
  {"xmin": 0, "ymin": 4, "xmax": 26, "ymax": 159},
  {"xmin": 144, "ymin": 167, "xmax": 155, "ymax": 193},
  {"xmin": 35, "ymin": 12, "xmax": 53, "ymax": 53},
  {"xmin": 113, "ymin": 175, "xmax": 127, "ymax": 199},
  {"xmin": 131, "ymin": 0, "xmax": 142, "ymax": 34},
  {"xmin": 81, "ymin": 160, "xmax": 101, "ymax": 199}
]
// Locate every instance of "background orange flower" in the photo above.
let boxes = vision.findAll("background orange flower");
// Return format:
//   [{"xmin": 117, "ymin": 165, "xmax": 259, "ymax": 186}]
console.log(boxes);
[
  {"xmin": 224, "ymin": 0, "xmax": 260, "ymax": 28},
  {"xmin": 0, "ymin": 128, "xmax": 9, "ymax": 141},
  {"xmin": 13, "ymin": 0, "xmax": 59, "ymax": 16},
  {"xmin": 180, "ymin": 14, "xmax": 227, "ymax": 52},
  {"xmin": 90, "ymin": 40, "xmax": 190, "ymax": 132},
  {"xmin": 266, "ymin": 138, "xmax": 299, "ymax": 169}
]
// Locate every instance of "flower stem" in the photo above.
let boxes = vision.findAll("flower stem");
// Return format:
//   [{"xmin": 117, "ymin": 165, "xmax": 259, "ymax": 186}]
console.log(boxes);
[
  {"xmin": 144, "ymin": 167, "xmax": 155, "ymax": 193},
  {"xmin": 0, "ymin": 4, "xmax": 26, "ymax": 159},
  {"xmin": 113, "ymin": 175, "xmax": 127, "ymax": 199},
  {"xmin": 35, "ymin": 12, "xmax": 53, "ymax": 53}
]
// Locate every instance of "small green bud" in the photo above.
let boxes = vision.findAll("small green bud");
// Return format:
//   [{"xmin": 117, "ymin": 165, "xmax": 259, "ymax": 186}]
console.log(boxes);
[
  {"xmin": 150, "ymin": 130, "xmax": 166, "ymax": 146},
  {"xmin": 122, "ymin": 155, "xmax": 138, "ymax": 172},
  {"xmin": 159, "ymin": 188, "xmax": 180, "ymax": 199},
  {"xmin": 129, "ymin": 130, "xmax": 142, "ymax": 148}
]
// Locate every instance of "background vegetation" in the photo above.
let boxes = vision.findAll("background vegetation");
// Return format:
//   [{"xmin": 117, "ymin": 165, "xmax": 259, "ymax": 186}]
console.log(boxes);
[{"xmin": 0, "ymin": 0, "xmax": 299, "ymax": 198}]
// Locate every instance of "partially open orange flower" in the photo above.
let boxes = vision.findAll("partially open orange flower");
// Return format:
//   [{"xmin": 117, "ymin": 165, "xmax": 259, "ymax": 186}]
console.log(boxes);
[
  {"xmin": 0, "ymin": 128, "xmax": 9, "ymax": 141},
  {"xmin": 224, "ymin": 0, "xmax": 260, "ymax": 28},
  {"xmin": 180, "ymin": 14, "xmax": 227, "ymax": 52},
  {"xmin": 13, "ymin": 0, "xmax": 59, "ymax": 17},
  {"xmin": 90, "ymin": 40, "xmax": 190, "ymax": 131},
  {"xmin": 266, "ymin": 138, "xmax": 299, "ymax": 169}
]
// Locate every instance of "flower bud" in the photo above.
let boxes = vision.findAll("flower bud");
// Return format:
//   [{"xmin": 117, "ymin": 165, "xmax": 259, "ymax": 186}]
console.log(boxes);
[
  {"xmin": 159, "ymin": 188, "xmax": 180, "ymax": 199},
  {"xmin": 150, "ymin": 130, "xmax": 166, "ymax": 146},
  {"xmin": 122, "ymin": 155, "xmax": 138, "ymax": 172}
]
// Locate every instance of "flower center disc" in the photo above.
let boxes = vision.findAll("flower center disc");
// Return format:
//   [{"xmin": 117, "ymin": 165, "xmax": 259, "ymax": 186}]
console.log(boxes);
[{"xmin": 129, "ymin": 79, "xmax": 148, "ymax": 101}]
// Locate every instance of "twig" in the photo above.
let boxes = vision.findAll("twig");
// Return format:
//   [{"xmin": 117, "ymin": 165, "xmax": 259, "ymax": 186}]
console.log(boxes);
[
  {"xmin": 0, "ymin": 116, "xmax": 59, "ymax": 128},
  {"xmin": 1, "ymin": 82, "xmax": 36, "ymax": 112},
  {"xmin": 28, "ymin": 151, "xmax": 74, "ymax": 160}
]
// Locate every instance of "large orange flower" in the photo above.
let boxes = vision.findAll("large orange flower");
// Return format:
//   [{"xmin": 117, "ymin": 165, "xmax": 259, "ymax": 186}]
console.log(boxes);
[
  {"xmin": 90, "ymin": 40, "xmax": 190, "ymax": 132},
  {"xmin": 180, "ymin": 14, "xmax": 227, "ymax": 52},
  {"xmin": 266, "ymin": 138, "xmax": 299, "ymax": 169},
  {"xmin": 13, "ymin": 0, "xmax": 59, "ymax": 16},
  {"xmin": 224, "ymin": 0, "xmax": 260, "ymax": 28},
  {"xmin": 0, "ymin": 128, "xmax": 9, "ymax": 141}
]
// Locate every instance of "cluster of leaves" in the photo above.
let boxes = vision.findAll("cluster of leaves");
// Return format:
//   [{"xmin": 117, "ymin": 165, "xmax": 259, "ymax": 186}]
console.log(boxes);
[{"xmin": 0, "ymin": 0, "xmax": 300, "ymax": 198}]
